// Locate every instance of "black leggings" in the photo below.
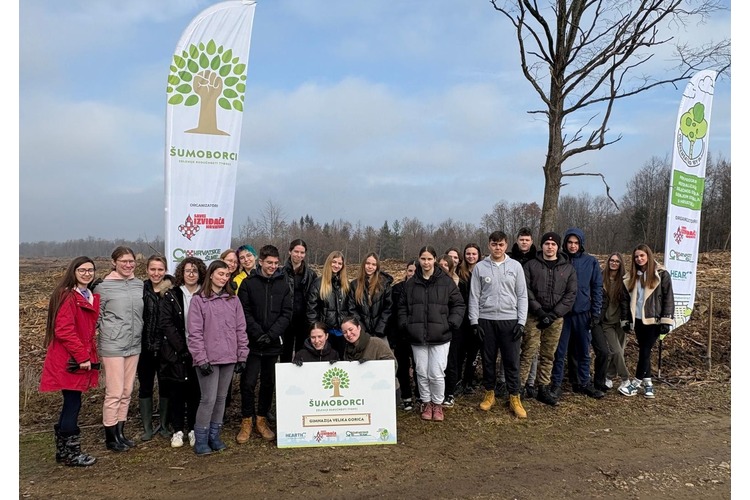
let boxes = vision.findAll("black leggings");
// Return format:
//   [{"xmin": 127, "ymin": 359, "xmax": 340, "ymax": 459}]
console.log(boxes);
[
  {"xmin": 58, "ymin": 390, "xmax": 82, "ymax": 435},
  {"xmin": 137, "ymin": 352, "xmax": 169, "ymax": 399},
  {"xmin": 634, "ymin": 320, "xmax": 661, "ymax": 380}
]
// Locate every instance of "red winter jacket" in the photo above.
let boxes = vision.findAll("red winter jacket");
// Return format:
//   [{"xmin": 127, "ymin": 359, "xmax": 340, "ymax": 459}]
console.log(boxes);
[{"xmin": 39, "ymin": 290, "xmax": 100, "ymax": 392}]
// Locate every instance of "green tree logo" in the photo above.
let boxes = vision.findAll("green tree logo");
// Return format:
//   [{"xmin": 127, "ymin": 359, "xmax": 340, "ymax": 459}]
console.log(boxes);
[
  {"xmin": 679, "ymin": 102, "xmax": 708, "ymax": 159},
  {"xmin": 166, "ymin": 39, "xmax": 247, "ymax": 136},
  {"xmin": 322, "ymin": 367, "xmax": 350, "ymax": 398}
]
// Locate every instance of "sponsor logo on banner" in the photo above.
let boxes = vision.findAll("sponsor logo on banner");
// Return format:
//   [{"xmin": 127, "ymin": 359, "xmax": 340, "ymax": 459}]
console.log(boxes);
[
  {"xmin": 314, "ymin": 430, "xmax": 337, "ymax": 443},
  {"xmin": 668, "ymin": 249, "xmax": 694, "ymax": 263},
  {"xmin": 672, "ymin": 225, "xmax": 697, "ymax": 245},
  {"xmin": 670, "ymin": 269, "xmax": 694, "ymax": 282},
  {"xmin": 178, "ymin": 214, "xmax": 226, "ymax": 241},
  {"xmin": 171, "ymin": 247, "xmax": 223, "ymax": 264},
  {"xmin": 284, "ymin": 432, "xmax": 306, "ymax": 440}
]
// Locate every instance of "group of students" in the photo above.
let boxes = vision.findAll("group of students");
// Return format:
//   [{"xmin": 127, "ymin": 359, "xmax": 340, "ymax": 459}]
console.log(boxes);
[{"xmin": 39, "ymin": 230, "xmax": 674, "ymax": 465}]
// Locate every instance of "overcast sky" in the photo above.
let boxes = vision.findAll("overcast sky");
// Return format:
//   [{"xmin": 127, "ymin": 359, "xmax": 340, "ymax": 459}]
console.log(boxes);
[{"xmin": 18, "ymin": 0, "xmax": 732, "ymax": 243}]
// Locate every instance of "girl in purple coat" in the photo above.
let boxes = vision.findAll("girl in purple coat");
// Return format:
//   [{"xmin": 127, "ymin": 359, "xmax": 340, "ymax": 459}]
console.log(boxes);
[{"xmin": 187, "ymin": 260, "xmax": 249, "ymax": 455}]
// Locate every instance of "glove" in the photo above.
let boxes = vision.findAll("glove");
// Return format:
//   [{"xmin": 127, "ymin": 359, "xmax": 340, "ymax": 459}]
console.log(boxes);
[
  {"xmin": 473, "ymin": 325, "xmax": 485, "ymax": 342},
  {"xmin": 537, "ymin": 314, "xmax": 553, "ymax": 330},
  {"xmin": 256, "ymin": 334, "xmax": 272, "ymax": 345},
  {"xmin": 293, "ymin": 358, "xmax": 303, "ymax": 367},
  {"xmin": 234, "ymin": 361, "xmax": 246, "ymax": 374},
  {"xmin": 659, "ymin": 324, "xmax": 671, "ymax": 340},
  {"xmin": 589, "ymin": 315, "xmax": 600, "ymax": 330},
  {"xmin": 620, "ymin": 320, "xmax": 632, "ymax": 333},
  {"xmin": 199, "ymin": 363, "xmax": 213, "ymax": 376},
  {"xmin": 512, "ymin": 323, "xmax": 525, "ymax": 341},
  {"xmin": 66, "ymin": 358, "xmax": 101, "ymax": 372},
  {"xmin": 329, "ymin": 359, "xmax": 337, "ymax": 365},
  {"xmin": 358, "ymin": 358, "xmax": 368, "ymax": 364}
]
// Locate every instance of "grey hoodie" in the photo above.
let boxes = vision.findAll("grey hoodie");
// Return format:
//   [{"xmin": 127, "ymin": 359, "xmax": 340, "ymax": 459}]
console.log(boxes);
[{"xmin": 468, "ymin": 255, "xmax": 528, "ymax": 325}]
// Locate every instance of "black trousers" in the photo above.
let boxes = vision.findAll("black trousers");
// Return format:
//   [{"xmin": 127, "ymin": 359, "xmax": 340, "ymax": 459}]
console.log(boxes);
[
  {"xmin": 634, "ymin": 320, "xmax": 661, "ymax": 379},
  {"xmin": 480, "ymin": 319, "xmax": 521, "ymax": 395},
  {"xmin": 241, "ymin": 354, "xmax": 277, "ymax": 417},
  {"xmin": 168, "ymin": 370, "xmax": 201, "ymax": 433}
]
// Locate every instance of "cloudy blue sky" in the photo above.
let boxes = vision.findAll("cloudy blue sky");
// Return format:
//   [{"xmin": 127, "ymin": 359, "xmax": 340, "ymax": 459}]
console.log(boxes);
[{"xmin": 18, "ymin": 0, "xmax": 732, "ymax": 243}]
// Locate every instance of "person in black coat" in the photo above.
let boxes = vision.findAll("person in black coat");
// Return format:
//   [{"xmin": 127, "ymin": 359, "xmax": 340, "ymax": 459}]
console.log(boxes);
[
  {"xmin": 307, "ymin": 250, "xmax": 351, "ymax": 358},
  {"xmin": 398, "ymin": 246, "xmax": 465, "ymax": 422},
  {"xmin": 158, "ymin": 257, "xmax": 206, "ymax": 447},
  {"xmin": 346, "ymin": 252, "xmax": 393, "ymax": 340},
  {"xmin": 236, "ymin": 245, "xmax": 293, "ymax": 442},
  {"xmin": 138, "ymin": 255, "xmax": 173, "ymax": 441},
  {"xmin": 292, "ymin": 322, "xmax": 340, "ymax": 364},
  {"xmin": 280, "ymin": 239, "xmax": 318, "ymax": 363}
]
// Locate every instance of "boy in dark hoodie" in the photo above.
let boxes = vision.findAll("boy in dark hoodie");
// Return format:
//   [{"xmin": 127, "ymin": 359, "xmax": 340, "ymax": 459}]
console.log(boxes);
[{"xmin": 550, "ymin": 228, "xmax": 605, "ymax": 400}]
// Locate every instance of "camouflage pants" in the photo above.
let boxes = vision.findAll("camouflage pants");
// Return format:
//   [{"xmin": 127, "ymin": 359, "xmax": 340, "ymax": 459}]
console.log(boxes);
[{"xmin": 519, "ymin": 318, "xmax": 564, "ymax": 386}]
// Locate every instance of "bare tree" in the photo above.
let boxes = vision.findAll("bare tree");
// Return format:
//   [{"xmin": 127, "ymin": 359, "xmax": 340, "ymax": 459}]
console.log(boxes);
[{"xmin": 490, "ymin": 0, "xmax": 730, "ymax": 231}]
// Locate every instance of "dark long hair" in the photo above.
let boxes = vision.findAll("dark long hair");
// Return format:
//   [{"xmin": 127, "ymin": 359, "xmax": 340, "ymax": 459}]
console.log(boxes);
[
  {"xmin": 44, "ymin": 256, "xmax": 95, "ymax": 348},
  {"xmin": 457, "ymin": 243, "xmax": 482, "ymax": 282},
  {"xmin": 603, "ymin": 252, "xmax": 626, "ymax": 305},
  {"xmin": 200, "ymin": 260, "xmax": 234, "ymax": 298},
  {"xmin": 354, "ymin": 252, "xmax": 384, "ymax": 306},
  {"xmin": 627, "ymin": 244, "xmax": 658, "ymax": 291}
]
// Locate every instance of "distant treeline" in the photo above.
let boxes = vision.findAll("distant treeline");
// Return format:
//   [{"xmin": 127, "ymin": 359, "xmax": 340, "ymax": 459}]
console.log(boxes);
[{"xmin": 20, "ymin": 156, "xmax": 730, "ymax": 264}]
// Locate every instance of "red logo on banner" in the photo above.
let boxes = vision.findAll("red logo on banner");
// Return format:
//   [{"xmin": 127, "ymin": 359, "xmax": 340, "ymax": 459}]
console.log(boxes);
[{"xmin": 178, "ymin": 215, "xmax": 200, "ymax": 241}]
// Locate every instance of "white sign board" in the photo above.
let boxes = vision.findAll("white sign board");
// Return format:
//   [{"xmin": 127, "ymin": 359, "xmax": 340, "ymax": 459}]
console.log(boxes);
[{"xmin": 275, "ymin": 360, "xmax": 397, "ymax": 448}]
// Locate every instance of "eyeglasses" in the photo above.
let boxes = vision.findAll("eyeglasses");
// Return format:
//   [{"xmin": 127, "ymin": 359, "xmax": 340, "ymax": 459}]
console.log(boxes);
[
  {"xmin": 76, "ymin": 268, "xmax": 95, "ymax": 275},
  {"xmin": 608, "ymin": 259, "xmax": 621, "ymax": 264},
  {"xmin": 116, "ymin": 259, "xmax": 136, "ymax": 265},
  {"xmin": 185, "ymin": 269, "xmax": 199, "ymax": 275}
]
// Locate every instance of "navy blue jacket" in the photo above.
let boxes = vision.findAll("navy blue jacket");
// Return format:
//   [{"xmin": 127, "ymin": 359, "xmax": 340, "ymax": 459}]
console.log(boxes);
[{"xmin": 563, "ymin": 228, "xmax": 603, "ymax": 317}]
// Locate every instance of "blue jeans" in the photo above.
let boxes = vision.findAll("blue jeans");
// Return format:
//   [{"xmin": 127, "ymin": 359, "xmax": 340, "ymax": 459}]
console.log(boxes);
[{"xmin": 551, "ymin": 312, "xmax": 592, "ymax": 387}]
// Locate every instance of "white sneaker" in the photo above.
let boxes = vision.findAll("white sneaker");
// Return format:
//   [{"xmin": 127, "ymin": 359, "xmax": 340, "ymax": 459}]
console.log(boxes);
[
  {"xmin": 619, "ymin": 378, "xmax": 641, "ymax": 397},
  {"xmin": 188, "ymin": 430, "xmax": 196, "ymax": 447},
  {"xmin": 170, "ymin": 431, "xmax": 184, "ymax": 448},
  {"xmin": 605, "ymin": 378, "xmax": 613, "ymax": 389}
]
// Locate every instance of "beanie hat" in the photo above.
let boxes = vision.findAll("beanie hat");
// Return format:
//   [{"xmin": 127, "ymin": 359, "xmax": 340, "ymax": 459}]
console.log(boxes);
[{"xmin": 540, "ymin": 232, "xmax": 561, "ymax": 248}]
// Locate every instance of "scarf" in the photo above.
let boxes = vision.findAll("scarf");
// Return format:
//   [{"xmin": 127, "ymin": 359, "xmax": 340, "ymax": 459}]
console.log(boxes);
[{"xmin": 344, "ymin": 330, "xmax": 371, "ymax": 361}]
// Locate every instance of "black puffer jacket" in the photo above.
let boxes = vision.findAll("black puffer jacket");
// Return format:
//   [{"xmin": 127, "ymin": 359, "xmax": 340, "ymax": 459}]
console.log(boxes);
[
  {"xmin": 158, "ymin": 286, "xmax": 192, "ymax": 383},
  {"xmin": 282, "ymin": 259, "xmax": 317, "ymax": 318},
  {"xmin": 294, "ymin": 337, "xmax": 339, "ymax": 363},
  {"xmin": 346, "ymin": 271, "xmax": 394, "ymax": 338},
  {"xmin": 523, "ymin": 251, "xmax": 577, "ymax": 321},
  {"xmin": 142, "ymin": 276, "xmax": 173, "ymax": 354},
  {"xmin": 307, "ymin": 274, "xmax": 349, "ymax": 332},
  {"xmin": 398, "ymin": 267, "xmax": 465, "ymax": 346},
  {"xmin": 238, "ymin": 269, "xmax": 293, "ymax": 356}
]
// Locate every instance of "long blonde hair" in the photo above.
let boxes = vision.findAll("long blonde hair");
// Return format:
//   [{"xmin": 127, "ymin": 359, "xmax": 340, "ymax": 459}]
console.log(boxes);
[{"xmin": 320, "ymin": 251, "xmax": 349, "ymax": 299}]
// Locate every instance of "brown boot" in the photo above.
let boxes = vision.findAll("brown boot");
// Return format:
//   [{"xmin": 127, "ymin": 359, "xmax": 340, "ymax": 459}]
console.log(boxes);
[
  {"xmin": 479, "ymin": 390, "xmax": 495, "ymax": 411},
  {"xmin": 509, "ymin": 394, "xmax": 527, "ymax": 419},
  {"xmin": 254, "ymin": 416, "xmax": 275, "ymax": 441},
  {"xmin": 236, "ymin": 417, "xmax": 252, "ymax": 444}
]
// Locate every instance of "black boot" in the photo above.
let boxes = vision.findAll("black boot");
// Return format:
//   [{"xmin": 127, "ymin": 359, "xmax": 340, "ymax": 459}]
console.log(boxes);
[
  {"xmin": 62, "ymin": 432, "xmax": 96, "ymax": 467},
  {"xmin": 536, "ymin": 385, "xmax": 559, "ymax": 406},
  {"xmin": 115, "ymin": 421, "xmax": 135, "ymax": 448},
  {"xmin": 139, "ymin": 398, "xmax": 154, "ymax": 441},
  {"xmin": 582, "ymin": 383, "xmax": 605, "ymax": 399},
  {"xmin": 54, "ymin": 424, "xmax": 67, "ymax": 463},
  {"xmin": 549, "ymin": 383, "xmax": 563, "ymax": 400},
  {"xmin": 104, "ymin": 425, "xmax": 129, "ymax": 452}
]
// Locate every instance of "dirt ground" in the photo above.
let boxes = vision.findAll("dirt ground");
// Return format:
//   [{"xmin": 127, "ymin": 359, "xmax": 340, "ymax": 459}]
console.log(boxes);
[{"xmin": 18, "ymin": 253, "xmax": 732, "ymax": 499}]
